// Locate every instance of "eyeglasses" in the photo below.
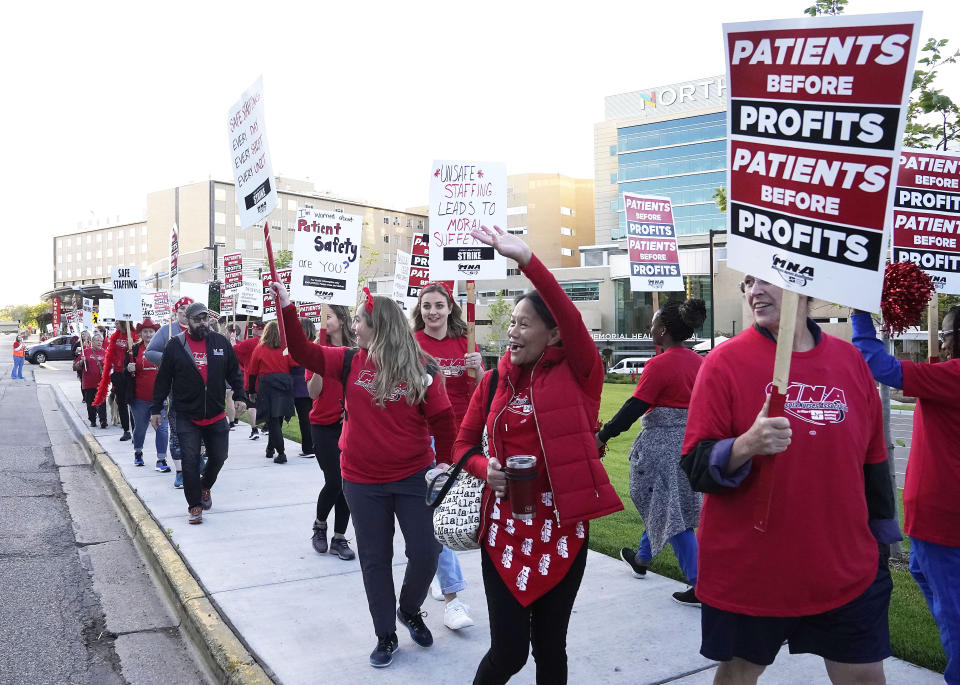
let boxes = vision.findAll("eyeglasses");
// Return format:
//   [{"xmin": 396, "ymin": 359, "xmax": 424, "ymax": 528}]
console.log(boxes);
[
  {"xmin": 739, "ymin": 277, "xmax": 770, "ymax": 294},
  {"xmin": 189, "ymin": 313, "xmax": 210, "ymax": 323},
  {"xmin": 938, "ymin": 330, "xmax": 954, "ymax": 344}
]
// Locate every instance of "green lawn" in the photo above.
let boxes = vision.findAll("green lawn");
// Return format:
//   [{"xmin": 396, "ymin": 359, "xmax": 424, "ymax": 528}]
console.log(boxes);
[{"xmin": 264, "ymin": 385, "xmax": 946, "ymax": 673}]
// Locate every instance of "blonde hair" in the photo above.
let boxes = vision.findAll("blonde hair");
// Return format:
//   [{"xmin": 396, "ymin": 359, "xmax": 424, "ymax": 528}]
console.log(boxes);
[
  {"xmin": 260, "ymin": 321, "xmax": 281, "ymax": 349},
  {"xmin": 363, "ymin": 295, "xmax": 435, "ymax": 407}
]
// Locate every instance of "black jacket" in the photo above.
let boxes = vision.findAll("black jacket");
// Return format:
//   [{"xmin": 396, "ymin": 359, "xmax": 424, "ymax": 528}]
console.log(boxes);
[{"xmin": 151, "ymin": 331, "xmax": 246, "ymax": 421}]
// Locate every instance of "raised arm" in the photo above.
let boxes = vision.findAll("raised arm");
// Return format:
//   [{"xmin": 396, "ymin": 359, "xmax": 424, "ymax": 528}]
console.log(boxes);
[
  {"xmin": 850, "ymin": 311, "xmax": 903, "ymax": 389},
  {"xmin": 274, "ymin": 282, "xmax": 336, "ymax": 377}
]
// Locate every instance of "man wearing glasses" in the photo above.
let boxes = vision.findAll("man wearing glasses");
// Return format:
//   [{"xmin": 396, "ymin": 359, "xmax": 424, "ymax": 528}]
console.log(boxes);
[{"xmin": 151, "ymin": 302, "xmax": 247, "ymax": 524}]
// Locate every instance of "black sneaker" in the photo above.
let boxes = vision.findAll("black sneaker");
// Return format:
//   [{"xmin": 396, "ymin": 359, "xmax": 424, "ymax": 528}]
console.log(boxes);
[
  {"xmin": 249, "ymin": 427, "xmax": 260, "ymax": 440},
  {"xmin": 90, "ymin": 420, "xmax": 97, "ymax": 428},
  {"xmin": 120, "ymin": 431, "xmax": 132, "ymax": 441},
  {"xmin": 369, "ymin": 632, "xmax": 398, "ymax": 668},
  {"xmin": 273, "ymin": 453, "xmax": 287, "ymax": 464},
  {"xmin": 620, "ymin": 547, "xmax": 648, "ymax": 578},
  {"xmin": 329, "ymin": 537, "xmax": 355, "ymax": 560},
  {"xmin": 672, "ymin": 587, "xmax": 701, "ymax": 607},
  {"xmin": 100, "ymin": 422, "xmax": 108, "ymax": 429},
  {"xmin": 397, "ymin": 607, "xmax": 432, "ymax": 647},
  {"xmin": 311, "ymin": 524, "xmax": 328, "ymax": 554},
  {"xmin": 265, "ymin": 448, "xmax": 275, "ymax": 460}
]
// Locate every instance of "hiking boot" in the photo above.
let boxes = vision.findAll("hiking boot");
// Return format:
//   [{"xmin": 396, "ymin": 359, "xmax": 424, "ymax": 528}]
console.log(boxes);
[
  {"xmin": 620, "ymin": 547, "xmax": 648, "ymax": 579},
  {"xmin": 369, "ymin": 632, "xmax": 398, "ymax": 668},
  {"xmin": 273, "ymin": 453, "xmax": 287, "ymax": 464},
  {"xmin": 200, "ymin": 489, "xmax": 212, "ymax": 511},
  {"xmin": 311, "ymin": 524, "xmax": 328, "ymax": 554},
  {"xmin": 120, "ymin": 431, "xmax": 132, "ymax": 441},
  {"xmin": 397, "ymin": 607, "xmax": 432, "ymax": 647},
  {"xmin": 249, "ymin": 427, "xmax": 260, "ymax": 440},
  {"xmin": 134, "ymin": 452, "xmax": 144, "ymax": 467},
  {"xmin": 155, "ymin": 459, "xmax": 171, "ymax": 473},
  {"xmin": 173, "ymin": 471, "xmax": 184, "ymax": 489},
  {"xmin": 443, "ymin": 598, "xmax": 475, "ymax": 630},
  {"xmin": 329, "ymin": 537, "xmax": 355, "ymax": 560},
  {"xmin": 188, "ymin": 506, "xmax": 202, "ymax": 524},
  {"xmin": 672, "ymin": 586, "xmax": 701, "ymax": 607}
]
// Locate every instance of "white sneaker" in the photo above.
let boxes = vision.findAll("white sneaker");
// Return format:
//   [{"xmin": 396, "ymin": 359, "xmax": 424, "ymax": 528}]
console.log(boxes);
[
  {"xmin": 443, "ymin": 598, "xmax": 475, "ymax": 630},
  {"xmin": 430, "ymin": 578, "xmax": 444, "ymax": 602}
]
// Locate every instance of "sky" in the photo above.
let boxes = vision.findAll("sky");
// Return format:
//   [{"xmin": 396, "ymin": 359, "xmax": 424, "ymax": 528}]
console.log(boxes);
[{"xmin": 3, "ymin": 0, "xmax": 959, "ymax": 306}]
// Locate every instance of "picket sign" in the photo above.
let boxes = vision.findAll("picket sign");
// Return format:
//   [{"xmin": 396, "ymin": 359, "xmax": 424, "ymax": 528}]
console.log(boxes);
[{"xmin": 465, "ymin": 280, "xmax": 476, "ymax": 379}]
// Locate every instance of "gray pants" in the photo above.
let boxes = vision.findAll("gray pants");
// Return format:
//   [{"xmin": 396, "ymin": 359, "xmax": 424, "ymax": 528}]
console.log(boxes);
[{"xmin": 342, "ymin": 467, "xmax": 441, "ymax": 637}]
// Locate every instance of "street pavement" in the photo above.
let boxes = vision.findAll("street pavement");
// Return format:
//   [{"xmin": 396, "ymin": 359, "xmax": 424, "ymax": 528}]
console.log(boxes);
[
  {"xmin": 0, "ymin": 354, "xmax": 210, "ymax": 684},
  {"xmin": 36, "ymin": 357, "xmax": 942, "ymax": 685}
]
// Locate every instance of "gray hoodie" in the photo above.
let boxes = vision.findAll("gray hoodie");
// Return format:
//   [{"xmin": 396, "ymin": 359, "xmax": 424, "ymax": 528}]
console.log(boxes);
[{"xmin": 145, "ymin": 320, "xmax": 185, "ymax": 366}]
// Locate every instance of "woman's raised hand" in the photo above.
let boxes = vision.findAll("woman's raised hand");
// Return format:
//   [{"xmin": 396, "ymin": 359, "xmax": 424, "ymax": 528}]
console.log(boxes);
[
  {"xmin": 471, "ymin": 225, "xmax": 532, "ymax": 268},
  {"xmin": 270, "ymin": 280, "xmax": 292, "ymax": 308}
]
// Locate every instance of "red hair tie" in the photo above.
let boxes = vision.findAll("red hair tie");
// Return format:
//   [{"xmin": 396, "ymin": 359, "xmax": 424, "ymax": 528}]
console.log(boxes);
[{"xmin": 363, "ymin": 287, "xmax": 375, "ymax": 313}]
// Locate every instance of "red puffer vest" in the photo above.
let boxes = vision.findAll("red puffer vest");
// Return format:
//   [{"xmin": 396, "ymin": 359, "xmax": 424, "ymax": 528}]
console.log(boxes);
[{"xmin": 480, "ymin": 345, "xmax": 623, "ymax": 527}]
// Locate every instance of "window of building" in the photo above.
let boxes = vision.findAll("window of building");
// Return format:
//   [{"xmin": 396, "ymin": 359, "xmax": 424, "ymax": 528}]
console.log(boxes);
[
  {"xmin": 367, "ymin": 282, "xmax": 378, "ymax": 293},
  {"xmin": 507, "ymin": 206, "xmax": 527, "ymax": 216},
  {"xmin": 583, "ymin": 251, "xmax": 604, "ymax": 267},
  {"xmin": 383, "ymin": 253, "xmax": 391, "ymax": 263},
  {"xmin": 610, "ymin": 173, "xmax": 618, "ymax": 185},
  {"xmin": 287, "ymin": 199, "xmax": 297, "ymax": 211},
  {"xmin": 140, "ymin": 244, "xmax": 147, "ymax": 252},
  {"xmin": 66, "ymin": 268, "xmax": 72, "ymax": 278},
  {"xmin": 106, "ymin": 248, "xmax": 113, "ymax": 257},
  {"xmin": 417, "ymin": 220, "xmax": 424, "ymax": 230},
  {"xmin": 96, "ymin": 233, "xmax": 102, "ymax": 242},
  {"xmin": 86, "ymin": 235, "xmax": 92, "ymax": 244},
  {"xmin": 253, "ymin": 240, "xmax": 263, "ymax": 250},
  {"xmin": 86, "ymin": 267, "xmax": 92, "ymax": 276},
  {"xmin": 128, "ymin": 228, "xmax": 135, "ymax": 237},
  {"xmin": 57, "ymin": 238, "xmax": 63, "ymax": 248},
  {"xmin": 66, "ymin": 237, "xmax": 72, "ymax": 247},
  {"xmin": 128, "ymin": 245, "xmax": 135, "ymax": 255},
  {"xmin": 383, "ymin": 234, "xmax": 389, "ymax": 244},
  {"xmin": 57, "ymin": 254, "xmax": 62, "ymax": 263},
  {"xmin": 215, "ymin": 212, "xmax": 226, "ymax": 225},
  {"xmin": 560, "ymin": 281, "xmax": 600, "ymax": 301},
  {"xmin": 561, "ymin": 248, "xmax": 573, "ymax": 257},
  {"xmin": 215, "ymin": 187, "xmax": 226, "ymax": 201},
  {"xmin": 383, "ymin": 217, "xmax": 389, "ymax": 225},
  {"xmin": 561, "ymin": 207, "xmax": 575, "ymax": 216},
  {"xmin": 96, "ymin": 249, "xmax": 102, "ymax": 258},
  {"xmin": 393, "ymin": 217, "xmax": 400, "ymax": 226},
  {"xmin": 105, "ymin": 232, "xmax": 112, "ymax": 240},
  {"xmin": 235, "ymin": 215, "xmax": 241, "ymax": 227},
  {"xmin": 406, "ymin": 219, "xmax": 412, "ymax": 228},
  {"xmin": 235, "ymin": 238, "xmax": 246, "ymax": 250},
  {"xmin": 609, "ymin": 145, "xmax": 617, "ymax": 156},
  {"xmin": 560, "ymin": 227, "xmax": 573, "ymax": 236},
  {"xmin": 66, "ymin": 253, "xmax": 72, "ymax": 262}
]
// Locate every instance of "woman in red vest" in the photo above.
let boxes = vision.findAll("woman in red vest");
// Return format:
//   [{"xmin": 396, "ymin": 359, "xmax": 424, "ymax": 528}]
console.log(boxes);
[
  {"xmin": 11, "ymin": 334, "xmax": 25, "ymax": 379},
  {"xmin": 455, "ymin": 225, "xmax": 622, "ymax": 684}
]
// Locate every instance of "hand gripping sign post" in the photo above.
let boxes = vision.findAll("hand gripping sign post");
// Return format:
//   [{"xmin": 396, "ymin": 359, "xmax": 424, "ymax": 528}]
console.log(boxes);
[
  {"xmin": 893, "ymin": 148, "xmax": 960, "ymax": 359},
  {"xmin": 291, "ymin": 208, "xmax": 363, "ymax": 306},
  {"xmin": 429, "ymin": 161, "xmax": 507, "ymax": 281},
  {"xmin": 724, "ymin": 12, "xmax": 921, "ymax": 531}
]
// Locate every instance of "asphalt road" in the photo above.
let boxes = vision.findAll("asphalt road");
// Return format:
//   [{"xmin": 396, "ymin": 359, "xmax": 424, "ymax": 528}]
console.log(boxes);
[{"xmin": 0, "ymin": 353, "xmax": 210, "ymax": 685}]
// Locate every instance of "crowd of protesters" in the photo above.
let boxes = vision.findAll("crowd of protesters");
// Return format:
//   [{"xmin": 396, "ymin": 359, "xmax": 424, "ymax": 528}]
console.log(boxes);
[{"xmin": 52, "ymin": 228, "xmax": 958, "ymax": 685}]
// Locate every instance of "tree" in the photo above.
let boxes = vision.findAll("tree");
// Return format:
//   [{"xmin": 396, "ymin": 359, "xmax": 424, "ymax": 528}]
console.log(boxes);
[
  {"xmin": 274, "ymin": 249, "xmax": 293, "ymax": 270},
  {"xmin": 803, "ymin": 0, "xmax": 846, "ymax": 17},
  {"xmin": 712, "ymin": 187, "xmax": 727, "ymax": 213},
  {"xmin": 903, "ymin": 38, "xmax": 960, "ymax": 150},
  {"xmin": 486, "ymin": 293, "xmax": 512, "ymax": 356}
]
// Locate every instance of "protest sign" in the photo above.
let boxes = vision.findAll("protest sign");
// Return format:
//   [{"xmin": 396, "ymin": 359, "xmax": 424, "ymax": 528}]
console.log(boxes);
[
  {"xmin": 141, "ymin": 293, "xmax": 156, "ymax": 321},
  {"xmin": 111, "ymin": 266, "xmax": 143, "ymax": 321},
  {"xmin": 170, "ymin": 223, "xmax": 180, "ymax": 291},
  {"xmin": 724, "ymin": 12, "xmax": 921, "ymax": 312},
  {"xmin": 393, "ymin": 250, "xmax": 412, "ymax": 310},
  {"xmin": 221, "ymin": 295, "xmax": 235, "ymax": 314},
  {"xmin": 154, "ymin": 291, "xmax": 170, "ymax": 320},
  {"xmin": 297, "ymin": 302, "xmax": 324, "ymax": 324},
  {"xmin": 228, "ymin": 76, "xmax": 277, "ymax": 229},
  {"xmin": 429, "ymin": 160, "xmax": 507, "ymax": 280},
  {"xmin": 237, "ymin": 281, "xmax": 263, "ymax": 318},
  {"xmin": 223, "ymin": 253, "xmax": 243, "ymax": 290},
  {"xmin": 262, "ymin": 269, "xmax": 291, "ymax": 321},
  {"xmin": 82, "ymin": 298, "xmax": 94, "ymax": 331},
  {"xmin": 52, "ymin": 297, "xmax": 61, "ymax": 333},
  {"xmin": 623, "ymin": 193, "xmax": 684, "ymax": 292},
  {"xmin": 291, "ymin": 208, "xmax": 363, "ymax": 306},
  {"xmin": 98, "ymin": 299, "xmax": 115, "ymax": 327},
  {"xmin": 893, "ymin": 148, "xmax": 960, "ymax": 294},
  {"xmin": 407, "ymin": 234, "xmax": 454, "ymax": 301}
]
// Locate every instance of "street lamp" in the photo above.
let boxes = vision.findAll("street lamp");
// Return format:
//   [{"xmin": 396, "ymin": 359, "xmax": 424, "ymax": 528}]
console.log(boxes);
[{"xmin": 708, "ymin": 229, "xmax": 725, "ymax": 352}]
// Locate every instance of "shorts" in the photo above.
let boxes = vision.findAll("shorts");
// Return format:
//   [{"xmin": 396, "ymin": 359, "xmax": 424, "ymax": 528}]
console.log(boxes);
[{"xmin": 700, "ymin": 555, "xmax": 892, "ymax": 666}]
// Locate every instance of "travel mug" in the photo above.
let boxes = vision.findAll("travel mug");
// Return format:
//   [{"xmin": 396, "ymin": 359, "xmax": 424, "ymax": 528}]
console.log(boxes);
[{"xmin": 504, "ymin": 455, "xmax": 538, "ymax": 520}]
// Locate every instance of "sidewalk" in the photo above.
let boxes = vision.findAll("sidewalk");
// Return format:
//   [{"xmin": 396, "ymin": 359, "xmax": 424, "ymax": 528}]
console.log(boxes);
[{"xmin": 52, "ymin": 378, "xmax": 942, "ymax": 685}]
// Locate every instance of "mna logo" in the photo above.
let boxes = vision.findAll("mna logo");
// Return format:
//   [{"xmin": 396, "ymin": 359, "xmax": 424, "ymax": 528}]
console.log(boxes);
[
  {"xmin": 458, "ymin": 264, "xmax": 481, "ymax": 276},
  {"xmin": 931, "ymin": 275, "xmax": 947, "ymax": 291},
  {"xmin": 313, "ymin": 289, "xmax": 334, "ymax": 300},
  {"xmin": 771, "ymin": 254, "xmax": 814, "ymax": 287},
  {"xmin": 646, "ymin": 279, "xmax": 665, "ymax": 289}
]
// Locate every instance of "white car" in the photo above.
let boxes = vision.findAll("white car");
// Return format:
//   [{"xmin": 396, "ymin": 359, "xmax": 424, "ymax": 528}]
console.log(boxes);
[{"xmin": 607, "ymin": 357, "xmax": 650, "ymax": 375}]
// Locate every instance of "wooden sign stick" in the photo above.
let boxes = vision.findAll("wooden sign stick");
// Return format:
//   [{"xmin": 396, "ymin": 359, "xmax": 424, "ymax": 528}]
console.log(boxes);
[
  {"xmin": 928, "ymin": 297, "xmax": 939, "ymax": 364},
  {"xmin": 651, "ymin": 291, "xmax": 661, "ymax": 355},
  {"xmin": 466, "ymin": 280, "xmax": 477, "ymax": 379},
  {"xmin": 752, "ymin": 289, "xmax": 799, "ymax": 533}
]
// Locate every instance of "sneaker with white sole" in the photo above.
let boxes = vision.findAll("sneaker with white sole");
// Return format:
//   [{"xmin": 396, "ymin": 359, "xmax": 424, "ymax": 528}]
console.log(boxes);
[
  {"xmin": 443, "ymin": 598, "xmax": 475, "ymax": 630},
  {"xmin": 620, "ymin": 547, "xmax": 648, "ymax": 578},
  {"xmin": 369, "ymin": 632, "xmax": 398, "ymax": 668},
  {"xmin": 188, "ymin": 506, "xmax": 202, "ymax": 525},
  {"xmin": 329, "ymin": 537, "xmax": 355, "ymax": 560},
  {"xmin": 430, "ymin": 578, "xmax": 444, "ymax": 601},
  {"xmin": 173, "ymin": 471, "xmax": 183, "ymax": 489},
  {"xmin": 249, "ymin": 427, "xmax": 260, "ymax": 440},
  {"xmin": 155, "ymin": 459, "xmax": 171, "ymax": 473},
  {"xmin": 672, "ymin": 586, "xmax": 701, "ymax": 607}
]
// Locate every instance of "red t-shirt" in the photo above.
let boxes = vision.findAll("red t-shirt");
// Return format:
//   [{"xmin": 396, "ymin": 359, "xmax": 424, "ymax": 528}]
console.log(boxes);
[
  {"xmin": 234, "ymin": 336, "xmax": 259, "ymax": 386},
  {"xmin": 682, "ymin": 327, "xmax": 885, "ymax": 616},
  {"xmin": 81, "ymin": 347, "xmax": 106, "ymax": 389},
  {"xmin": 414, "ymin": 330, "xmax": 477, "ymax": 428},
  {"xmin": 248, "ymin": 344, "xmax": 295, "ymax": 384},
  {"xmin": 186, "ymin": 336, "xmax": 226, "ymax": 426},
  {"xmin": 632, "ymin": 345, "xmax": 702, "ymax": 408},
  {"xmin": 485, "ymin": 368, "xmax": 585, "ymax": 606},
  {"xmin": 319, "ymin": 346, "xmax": 451, "ymax": 483},
  {"xmin": 305, "ymin": 360, "xmax": 344, "ymax": 426},
  {"xmin": 901, "ymin": 359, "xmax": 960, "ymax": 546},
  {"xmin": 133, "ymin": 345, "xmax": 158, "ymax": 402}
]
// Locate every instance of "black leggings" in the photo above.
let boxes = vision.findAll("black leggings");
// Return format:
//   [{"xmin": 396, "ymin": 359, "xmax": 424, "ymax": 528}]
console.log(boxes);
[
  {"xmin": 110, "ymin": 372, "xmax": 130, "ymax": 432},
  {"xmin": 265, "ymin": 416, "xmax": 285, "ymax": 456},
  {"xmin": 82, "ymin": 388, "xmax": 106, "ymax": 426},
  {"xmin": 473, "ymin": 530, "xmax": 589, "ymax": 685},
  {"xmin": 310, "ymin": 422, "xmax": 349, "ymax": 534},
  {"xmin": 294, "ymin": 397, "xmax": 314, "ymax": 454}
]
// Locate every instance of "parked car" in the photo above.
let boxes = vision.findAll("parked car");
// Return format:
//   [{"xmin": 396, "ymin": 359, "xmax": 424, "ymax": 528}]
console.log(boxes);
[
  {"xmin": 26, "ymin": 335, "xmax": 80, "ymax": 364},
  {"xmin": 608, "ymin": 357, "xmax": 650, "ymax": 376}
]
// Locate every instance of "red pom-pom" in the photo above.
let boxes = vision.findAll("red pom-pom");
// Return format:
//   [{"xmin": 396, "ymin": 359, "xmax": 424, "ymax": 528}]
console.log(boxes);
[{"xmin": 880, "ymin": 262, "xmax": 936, "ymax": 336}]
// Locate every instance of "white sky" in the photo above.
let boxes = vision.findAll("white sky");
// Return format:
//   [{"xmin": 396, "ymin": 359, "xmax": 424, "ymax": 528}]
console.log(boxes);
[{"xmin": 3, "ymin": 0, "xmax": 959, "ymax": 306}]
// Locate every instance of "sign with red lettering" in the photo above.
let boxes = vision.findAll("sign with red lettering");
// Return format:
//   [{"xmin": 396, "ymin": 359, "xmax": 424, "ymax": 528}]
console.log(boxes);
[
  {"xmin": 429, "ymin": 160, "xmax": 507, "ymax": 280},
  {"xmin": 407, "ymin": 233, "xmax": 453, "ymax": 302},
  {"xmin": 169, "ymin": 223, "xmax": 179, "ymax": 291},
  {"xmin": 297, "ymin": 302, "xmax": 323, "ymax": 324},
  {"xmin": 623, "ymin": 193, "xmax": 684, "ymax": 292},
  {"xmin": 291, "ymin": 208, "xmax": 363, "ymax": 306},
  {"xmin": 724, "ymin": 12, "xmax": 921, "ymax": 312},
  {"xmin": 52, "ymin": 297, "xmax": 61, "ymax": 333},
  {"xmin": 893, "ymin": 149, "xmax": 960, "ymax": 294},
  {"xmin": 227, "ymin": 76, "xmax": 277, "ymax": 229},
  {"xmin": 223, "ymin": 253, "xmax": 243, "ymax": 290},
  {"xmin": 262, "ymin": 269, "xmax": 291, "ymax": 321},
  {"xmin": 220, "ymin": 295, "xmax": 235, "ymax": 313}
]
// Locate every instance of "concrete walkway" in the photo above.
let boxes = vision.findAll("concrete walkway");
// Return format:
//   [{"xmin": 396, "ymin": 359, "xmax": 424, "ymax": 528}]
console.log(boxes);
[{"xmin": 50, "ymin": 375, "xmax": 942, "ymax": 684}]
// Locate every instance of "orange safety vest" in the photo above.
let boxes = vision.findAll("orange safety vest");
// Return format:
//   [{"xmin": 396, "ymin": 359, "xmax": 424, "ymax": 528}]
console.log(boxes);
[{"xmin": 13, "ymin": 342, "xmax": 25, "ymax": 358}]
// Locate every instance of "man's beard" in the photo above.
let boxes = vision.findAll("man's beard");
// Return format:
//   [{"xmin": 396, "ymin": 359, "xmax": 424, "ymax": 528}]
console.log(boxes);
[{"xmin": 188, "ymin": 324, "xmax": 208, "ymax": 340}]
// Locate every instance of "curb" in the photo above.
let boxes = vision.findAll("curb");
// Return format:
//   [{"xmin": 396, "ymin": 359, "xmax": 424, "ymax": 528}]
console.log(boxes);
[{"xmin": 52, "ymin": 383, "xmax": 273, "ymax": 685}]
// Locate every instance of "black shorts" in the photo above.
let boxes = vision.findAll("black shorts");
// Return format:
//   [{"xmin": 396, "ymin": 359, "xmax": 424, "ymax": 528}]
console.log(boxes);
[{"xmin": 700, "ymin": 555, "xmax": 892, "ymax": 666}]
